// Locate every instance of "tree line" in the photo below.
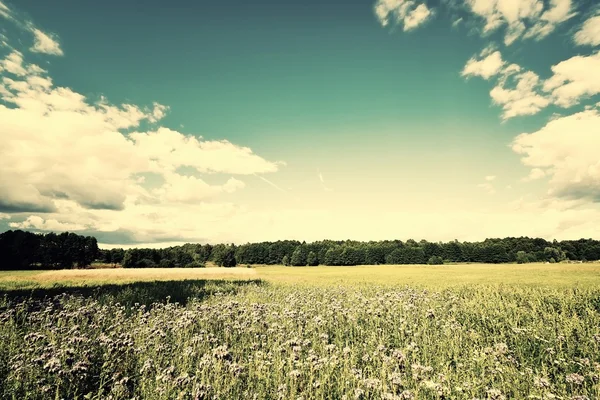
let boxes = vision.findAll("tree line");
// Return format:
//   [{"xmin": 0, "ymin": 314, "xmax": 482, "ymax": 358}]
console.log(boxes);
[
  {"xmin": 2, "ymin": 230, "xmax": 600, "ymax": 270},
  {"xmin": 103, "ymin": 237, "xmax": 600, "ymax": 268},
  {"xmin": 0, "ymin": 230, "xmax": 99, "ymax": 270}
]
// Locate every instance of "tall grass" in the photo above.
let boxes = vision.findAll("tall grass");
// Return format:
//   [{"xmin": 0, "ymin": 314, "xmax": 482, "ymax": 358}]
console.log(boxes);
[{"xmin": 1, "ymin": 280, "xmax": 599, "ymax": 399}]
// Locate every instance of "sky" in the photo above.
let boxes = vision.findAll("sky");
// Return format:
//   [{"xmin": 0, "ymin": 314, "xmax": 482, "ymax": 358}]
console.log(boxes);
[{"xmin": 1, "ymin": 0, "xmax": 600, "ymax": 248}]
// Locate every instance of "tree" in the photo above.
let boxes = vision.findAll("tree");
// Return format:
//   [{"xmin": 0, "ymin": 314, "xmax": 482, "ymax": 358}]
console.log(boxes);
[
  {"xmin": 543, "ymin": 247, "xmax": 566, "ymax": 263},
  {"xmin": 282, "ymin": 255, "xmax": 290, "ymax": 266},
  {"xmin": 324, "ymin": 247, "xmax": 343, "ymax": 266},
  {"xmin": 307, "ymin": 251, "xmax": 318, "ymax": 266},
  {"xmin": 290, "ymin": 247, "xmax": 307, "ymax": 266},
  {"xmin": 515, "ymin": 251, "xmax": 529, "ymax": 264},
  {"xmin": 427, "ymin": 256, "xmax": 444, "ymax": 265},
  {"xmin": 220, "ymin": 246, "xmax": 237, "ymax": 268}
]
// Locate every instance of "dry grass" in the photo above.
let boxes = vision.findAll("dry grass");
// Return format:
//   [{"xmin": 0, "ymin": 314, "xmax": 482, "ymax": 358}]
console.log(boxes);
[
  {"xmin": 0, "ymin": 267, "xmax": 257, "ymax": 290},
  {"xmin": 256, "ymin": 263, "xmax": 600, "ymax": 288},
  {"xmin": 1, "ymin": 263, "xmax": 599, "ymax": 290}
]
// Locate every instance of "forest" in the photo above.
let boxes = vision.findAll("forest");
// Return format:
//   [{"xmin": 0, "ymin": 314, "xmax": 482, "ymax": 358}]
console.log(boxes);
[{"xmin": 1, "ymin": 230, "xmax": 600, "ymax": 270}]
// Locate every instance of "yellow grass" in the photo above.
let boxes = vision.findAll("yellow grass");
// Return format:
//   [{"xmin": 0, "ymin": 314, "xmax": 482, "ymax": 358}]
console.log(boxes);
[
  {"xmin": 0, "ymin": 267, "xmax": 258, "ymax": 290},
  {"xmin": 1, "ymin": 263, "xmax": 600, "ymax": 290}
]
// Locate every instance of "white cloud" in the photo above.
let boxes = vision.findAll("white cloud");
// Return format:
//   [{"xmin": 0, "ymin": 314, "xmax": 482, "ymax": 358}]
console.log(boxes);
[
  {"xmin": 490, "ymin": 70, "xmax": 550, "ymax": 120},
  {"xmin": 0, "ymin": 213, "xmax": 10, "ymax": 220},
  {"xmin": 485, "ymin": 175, "xmax": 496, "ymax": 181},
  {"xmin": 521, "ymin": 168, "xmax": 547, "ymax": 182},
  {"xmin": 461, "ymin": 48, "xmax": 506, "ymax": 80},
  {"xmin": 574, "ymin": 14, "xmax": 600, "ymax": 47},
  {"xmin": 374, "ymin": 0, "xmax": 433, "ymax": 31},
  {"xmin": 465, "ymin": 0, "xmax": 575, "ymax": 45},
  {"xmin": 0, "ymin": 0, "xmax": 11, "ymax": 19},
  {"xmin": 478, "ymin": 182, "xmax": 496, "ymax": 194},
  {"xmin": 0, "ymin": 2, "xmax": 64, "ymax": 56},
  {"xmin": 403, "ymin": 4, "xmax": 432, "ymax": 31},
  {"xmin": 149, "ymin": 102, "xmax": 169, "ymax": 123},
  {"xmin": 9, "ymin": 215, "xmax": 85, "ymax": 231},
  {"xmin": 152, "ymin": 173, "xmax": 246, "ymax": 203},
  {"xmin": 0, "ymin": 48, "xmax": 282, "ymax": 243},
  {"xmin": 512, "ymin": 105, "xmax": 600, "ymax": 202},
  {"xmin": 30, "ymin": 28, "xmax": 63, "ymax": 56},
  {"xmin": 543, "ymin": 50, "xmax": 600, "ymax": 108},
  {"xmin": 0, "ymin": 51, "xmax": 29, "ymax": 76},
  {"xmin": 462, "ymin": 48, "xmax": 600, "ymax": 119}
]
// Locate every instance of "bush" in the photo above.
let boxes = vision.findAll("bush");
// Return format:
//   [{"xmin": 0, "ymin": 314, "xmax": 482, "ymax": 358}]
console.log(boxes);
[
  {"xmin": 136, "ymin": 258, "xmax": 156, "ymax": 268},
  {"xmin": 427, "ymin": 256, "xmax": 444, "ymax": 265},
  {"xmin": 184, "ymin": 261, "xmax": 205, "ymax": 268}
]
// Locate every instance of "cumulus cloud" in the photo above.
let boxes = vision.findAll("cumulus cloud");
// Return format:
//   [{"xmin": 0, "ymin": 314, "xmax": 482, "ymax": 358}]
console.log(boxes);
[
  {"xmin": 574, "ymin": 14, "xmax": 600, "ymax": 46},
  {"xmin": 461, "ymin": 48, "xmax": 506, "ymax": 80},
  {"xmin": 465, "ymin": 0, "xmax": 575, "ymax": 45},
  {"xmin": 374, "ymin": 0, "xmax": 433, "ymax": 31},
  {"xmin": 0, "ymin": 1, "xmax": 64, "ymax": 56},
  {"xmin": 521, "ymin": 168, "xmax": 547, "ymax": 182},
  {"xmin": 485, "ymin": 175, "xmax": 496, "ymax": 181},
  {"xmin": 9, "ymin": 215, "xmax": 85, "ymax": 231},
  {"xmin": 512, "ymin": 105, "xmax": 600, "ymax": 203},
  {"xmin": 30, "ymin": 28, "xmax": 63, "ymax": 56},
  {"xmin": 462, "ymin": 48, "xmax": 600, "ymax": 119},
  {"xmin": 490, "ymin": 70, "xmax": 550, "ymax": 120},
  {"xmin": 543, "ymin": 50, "xmax": 600, "ymax": 108},
  {"xmin": 0, "ymin": 42, "xmax": 282, "ymax": 241}
]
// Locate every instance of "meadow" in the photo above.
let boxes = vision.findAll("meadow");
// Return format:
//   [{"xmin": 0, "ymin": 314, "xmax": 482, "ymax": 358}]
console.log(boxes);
[{"xmin": 1, "ymin": 264, "xmax": 600, "ymax": 399}]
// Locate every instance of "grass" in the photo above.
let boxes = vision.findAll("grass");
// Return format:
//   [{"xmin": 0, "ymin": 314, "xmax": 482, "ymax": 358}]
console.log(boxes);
[
  {"xmin": 0, "ymin": 267, "xmax": 258, "ymax": 291},
  {"xmin": 1, "ymin": 263, "xmax": 599, "ymax": 291},
  {"xmin": 1, "ymin": 264, "xmax": 599, "ymax": 399}
]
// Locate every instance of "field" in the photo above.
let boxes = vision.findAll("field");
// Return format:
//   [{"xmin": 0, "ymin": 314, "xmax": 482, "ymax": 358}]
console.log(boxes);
[
  {"xmin": 1, "ymin": 264, "xmax": 600, "ymax": 399},
  {"xmin": 2, "ymin": 263, "xmax": 600, "ymax": 290}
]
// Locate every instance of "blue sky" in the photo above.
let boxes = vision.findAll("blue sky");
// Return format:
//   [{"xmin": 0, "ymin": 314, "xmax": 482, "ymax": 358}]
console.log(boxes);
[{"xmin": 1, "ymin": 0, "xmax": 600, "ymax": 247}]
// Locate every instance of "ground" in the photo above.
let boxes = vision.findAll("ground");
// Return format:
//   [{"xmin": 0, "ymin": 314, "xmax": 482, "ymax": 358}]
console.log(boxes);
[
  {"xmin": 1, "ymin": 263, "xmax": 600, "ymax": 399},
  {"xmin": 1, "ymin": 263, "xmax": 599, "ymax": 291}
]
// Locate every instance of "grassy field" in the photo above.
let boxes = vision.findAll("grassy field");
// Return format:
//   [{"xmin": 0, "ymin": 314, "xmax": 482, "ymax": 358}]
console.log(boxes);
[
  {"xmin": 1, "ymin": 264, "xmax": 599, "ymax": 399},
  {"xmin": 1, "ymin": 263, "xmax": 600, "ymax": 290}
]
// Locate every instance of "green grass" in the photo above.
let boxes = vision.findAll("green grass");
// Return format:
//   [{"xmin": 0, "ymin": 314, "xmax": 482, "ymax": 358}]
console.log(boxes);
[
  {"xmin": 2, "ymin": 263, "xmax": 599, "ymax": 291},
  {"xmin": 1, "ymin": 264, "xmax": 599, "ymax": 399}
]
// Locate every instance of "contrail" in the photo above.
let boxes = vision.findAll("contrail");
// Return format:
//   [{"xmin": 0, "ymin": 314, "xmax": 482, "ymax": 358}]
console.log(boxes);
[
  {"xmin": 254, "ymin": 173, "xmax": 289, "ymax": 194},
  {"xmin": 318, "ymin": 169, "xmax": 333, "ymax": 192}
]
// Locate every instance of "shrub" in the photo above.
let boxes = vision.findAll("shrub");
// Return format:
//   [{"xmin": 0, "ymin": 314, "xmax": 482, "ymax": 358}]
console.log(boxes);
[
  {"xmin": 184, "ymin": 261, "xmax": 205, "ymax": 268},
  {"xmin": 427, "ymin": 256, "xmax": 444, "ymax": 265},
  {"xmin": 136, "ymin": 258, "xmax": 156, "ymax": 268}
]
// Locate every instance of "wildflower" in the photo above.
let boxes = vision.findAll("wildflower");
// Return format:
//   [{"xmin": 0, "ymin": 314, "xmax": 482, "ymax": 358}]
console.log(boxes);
[
  {"xmin": 212, "ymin": 345, "xmax": 232, "ymax": 361},
  {"xmin": 398, "ymin": 390, "xmax": 415, "ymax": 400},
  {"xmin": 362, "ymin": 378, "xmax": 381, "ymax": 390},
  {"xmin": 486, "ymin": 388, "xmax": 506, "ymax": 400},
  {"xmin": 390, "ymin": 372, "xmax": 403, "ymax": 386},
  {"xmin": 289, "ymin": 369, "xmax": 301, "ymax": 378},
  {"xmin": 534, "ymin": 377, "xmax": 551, "ymax": 389},
  {"xmin": 566, "ymin": 373, "xmax": 585, "ymax": 385}
]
